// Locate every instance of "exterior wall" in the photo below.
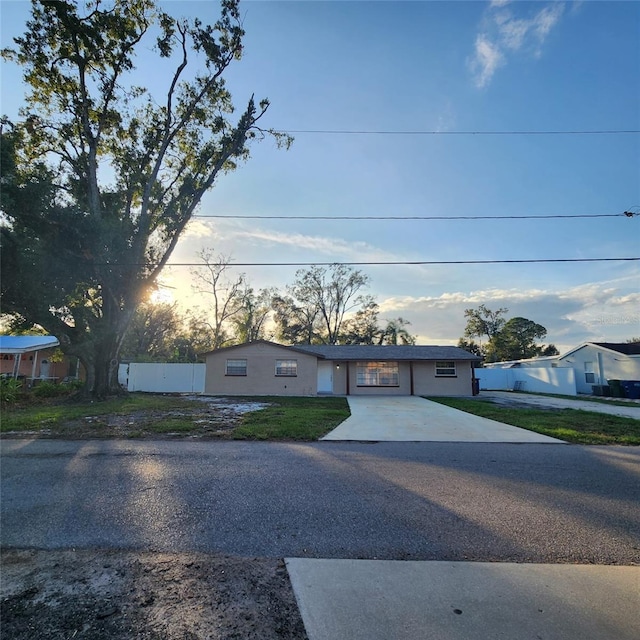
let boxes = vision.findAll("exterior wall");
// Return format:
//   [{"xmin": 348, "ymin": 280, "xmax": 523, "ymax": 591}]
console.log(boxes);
[
  {"xmin": 559, "ymin": 346, "xmax": 640, "ymax": 394},
  {"xmin": 204, "ymin": 342, "xmax": 318, "ymax": 396},
  {"xmin": 332, "ymin": 362, "xmax": 348, "ymax": 395},
  {"xmin": 412, "ymin": 361, "xmax": 475, "ymax": 396},
  {"xmin": 477, "ymin": 367, "xmax": 576, "ymax": 395}
]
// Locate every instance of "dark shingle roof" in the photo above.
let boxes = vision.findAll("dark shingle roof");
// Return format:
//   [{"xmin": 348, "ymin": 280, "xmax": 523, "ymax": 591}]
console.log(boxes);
[
  {"xmin": 592, "ymin": 342, "xmax": 640, "ymax": 356},
  {"xmin": 291, "ymin": 344, "xmax": 481, "ymax": 361}
]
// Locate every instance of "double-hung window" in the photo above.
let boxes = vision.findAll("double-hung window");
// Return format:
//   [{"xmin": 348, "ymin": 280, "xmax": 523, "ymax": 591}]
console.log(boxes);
[
  {"xmin": 584, "ymin": 362, "xmax": 595, "ymax": 384},
  {"xmin": 275, "ymin": 359, "xmax": 298, "ymax": 376},
  {"xmin": 226, "ymin": 359, "xmax": 247, "ymax": 376},
  {"xmin": 356, "ymin": 362, "xmax": 399, "ymax": 387},
  {"xmin": 435, "ymin": 361, "xmax": 456, "ymax": 376}
]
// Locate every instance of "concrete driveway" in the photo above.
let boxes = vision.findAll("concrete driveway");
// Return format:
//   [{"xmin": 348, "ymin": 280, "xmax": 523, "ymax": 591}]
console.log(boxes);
[{"xmin": 321, "ymin": 396, "xmax": 563, "ymax": 443}]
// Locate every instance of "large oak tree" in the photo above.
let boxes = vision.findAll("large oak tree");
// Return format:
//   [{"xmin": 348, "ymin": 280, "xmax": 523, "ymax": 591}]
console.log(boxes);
[{"xmin": 0, "ymin": 0, "xmax": 288, "ymax": 396}]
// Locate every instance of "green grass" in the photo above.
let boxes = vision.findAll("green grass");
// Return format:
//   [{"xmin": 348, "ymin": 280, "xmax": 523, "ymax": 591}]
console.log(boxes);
[
  {"xmin": 428, "ymin": 397, "xmax": 640, "ymax": 445},
  {"xmin": 0, "ymin": 393, "xmax": 350, "ymax": 441},
  {"xmin": 0, "ymin": 394, "xmax": 202, "ymax": 433},
  {"xmin": 232, "ymin": 396, "xmax": 350, "ymax": 440}
]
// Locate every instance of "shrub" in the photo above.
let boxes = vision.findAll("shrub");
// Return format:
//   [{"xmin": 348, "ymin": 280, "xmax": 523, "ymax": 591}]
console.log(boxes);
[
  {"xmin": 0, "ymin": 377, "xmax": 23, "ymax": 404},
  {"xmin": 33, "ymin": 381, "xmax": 69, "ymax": 398}
]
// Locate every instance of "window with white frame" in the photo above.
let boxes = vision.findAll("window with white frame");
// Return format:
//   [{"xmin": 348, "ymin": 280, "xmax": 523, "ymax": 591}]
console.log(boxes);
[
  {"xmin": 584, "ymin": 361, "xmax": 595, "ymax": 384},
  {"xmin": 225, "ymin": 359, "xmax": 247, "ymax": 376},
  {"xmin": 275, "ymin": 359, "xmax": 298, "ymax": 376},
  {"xmin": 435, "ymin": 361, "xmax": 456, "ymax": 376},
  {"xmin": 356, "ymin": 361, "xmax": 399, "ymax": 387}
]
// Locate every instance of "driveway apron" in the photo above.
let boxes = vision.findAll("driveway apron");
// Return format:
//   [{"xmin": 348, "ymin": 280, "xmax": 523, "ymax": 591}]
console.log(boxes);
[{"xmin": 321, "ymin": 396, "xmax": 564, "ymax": 443}]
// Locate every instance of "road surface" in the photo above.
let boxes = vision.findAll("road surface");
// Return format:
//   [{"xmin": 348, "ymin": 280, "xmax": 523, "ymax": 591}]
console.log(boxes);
[{"xmin": 2, "ymin": 439, "xmax": 638, "ymax": 564}]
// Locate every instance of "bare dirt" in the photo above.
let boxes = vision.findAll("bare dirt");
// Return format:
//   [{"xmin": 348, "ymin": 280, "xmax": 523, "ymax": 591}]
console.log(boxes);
[{"xmin": 1, "ymin": 549, "xmax": 308, "ymax": 639}]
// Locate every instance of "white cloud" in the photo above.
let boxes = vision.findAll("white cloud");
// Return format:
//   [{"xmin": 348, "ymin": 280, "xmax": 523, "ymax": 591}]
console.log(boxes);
[
  {"xmin": 470, "ymin": 1, "xmax": 566, "ymax": 87},
  {"xmin": 182, "ymin": 218, "xmax": 216, "ymax": 239},
  {"xmin": 377, "ymin": 279, "xmax": 640, "ymax": 350},
  {"xmin": 470, "ymin": 35, "xmax": 505, "ymax": 89}
]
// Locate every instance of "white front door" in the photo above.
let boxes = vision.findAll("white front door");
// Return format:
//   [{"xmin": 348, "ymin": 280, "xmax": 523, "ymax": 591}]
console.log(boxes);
[
  {"xmin": 317, "ymin": 361, "xmax": 333, "ymax": 394},
  {"xmin": 40, "ymin": 359, "xmax": 50, "ymax": 378}
]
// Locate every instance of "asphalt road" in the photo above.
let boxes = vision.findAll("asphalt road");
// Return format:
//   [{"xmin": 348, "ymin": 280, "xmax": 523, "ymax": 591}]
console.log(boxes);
[{"xmin": 1, "ymin": 439, "xmax": 639, "ymax": 564}]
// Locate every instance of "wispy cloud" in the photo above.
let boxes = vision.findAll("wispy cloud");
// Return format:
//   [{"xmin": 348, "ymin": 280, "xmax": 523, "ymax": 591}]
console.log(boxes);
[{"xmin": 469, "ymin": 1, "xmax": 565, "ymax": 88}]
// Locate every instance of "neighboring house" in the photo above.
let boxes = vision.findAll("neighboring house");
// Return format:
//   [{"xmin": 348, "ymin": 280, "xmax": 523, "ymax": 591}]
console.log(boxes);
[
  {"xmin": 0, "ymin": 335, "xmax": 61, "ymax": 381},
  {"xmin": 482, "ymin": 342, "xmax": 640, "ymax": 395},
  {"xmin": 557, "ymin": 342, "xmax": 640, "ymax": 395},
  {"xmin": 203, "ymin": 340, "xmax": 481, "ymax": 397}
]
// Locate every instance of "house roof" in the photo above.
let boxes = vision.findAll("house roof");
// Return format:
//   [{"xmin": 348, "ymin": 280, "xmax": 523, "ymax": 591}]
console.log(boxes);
[
  {"xmin": 591, "ymin": 342, "xmax": 640, "ymax": 356},
  {"xmin": 293, "ymin": 344, "xmax": 482, "ymax": 361},
  {"xmin": 201, "ymin": 340, "xmax": 481, "ymax": 361},
  {"xmin": 0, "ymin": 335, "xmax": 60, "ymax": 354},
  {"xmin": 483, "ymin": 355, "xmax": 560, "ymax": 368},
  {"xmin": 560, "ymin": 341, "xmax": 640, "ymax": 359}
]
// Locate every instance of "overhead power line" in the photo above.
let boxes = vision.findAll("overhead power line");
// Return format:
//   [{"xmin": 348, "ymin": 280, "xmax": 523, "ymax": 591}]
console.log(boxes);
[
  {"xmin": 150, "ymin": 258, "xmax": 639, "ymax": 268},
  {"xmin": 273, "ymin": 128, "xmax": 640, "ymax": 136},
  {"xmin": 194, "ymin": 212, "xmax": 637, "ymax": 221}
]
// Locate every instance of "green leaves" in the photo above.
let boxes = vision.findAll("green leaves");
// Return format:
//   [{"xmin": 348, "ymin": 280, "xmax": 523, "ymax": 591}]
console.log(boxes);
[{"xmin": 2, "ymin": 0, "xmax": 287, "ymax": 395}]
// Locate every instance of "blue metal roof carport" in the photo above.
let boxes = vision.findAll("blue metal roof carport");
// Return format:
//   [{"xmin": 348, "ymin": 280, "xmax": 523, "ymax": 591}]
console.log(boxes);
[{"xmin": 0, "ymin": 335, "xmax": 60, "ymax": 379}]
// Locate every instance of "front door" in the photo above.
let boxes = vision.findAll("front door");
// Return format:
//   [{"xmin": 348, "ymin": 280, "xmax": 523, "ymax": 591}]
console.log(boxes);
[
  {"xmin": 40, "ymin": 359, "xmax": 50, "ymax": 378},
  {"xmin": 317, "ymin": 361, "xmax": 333, "ymax": 394}
]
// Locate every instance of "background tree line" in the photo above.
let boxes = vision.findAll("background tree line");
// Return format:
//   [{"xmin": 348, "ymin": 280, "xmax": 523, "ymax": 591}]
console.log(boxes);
[{"xmin": 119, "ymin": 256, "xmax": 416, "ymax": 362}]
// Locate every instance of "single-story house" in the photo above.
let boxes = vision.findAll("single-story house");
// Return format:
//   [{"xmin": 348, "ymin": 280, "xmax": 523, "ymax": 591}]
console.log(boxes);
[
  {"xmin": 203, "ymin": 340, "xmax": 481, "ymax": 396},
  {"xmin": 557, "ymin": 342, "xmax": 640, "ymax": 394},
  {"xmin": 0, "ymin": 335, "xmax": 82, "ymax": 383},
  {"xmin": 0, "ymin": 335, "xmax": 61, "ymax": 381},
  {"xmin": 483, "ymin": 342, "xmax": 640, "ymax": 395}
]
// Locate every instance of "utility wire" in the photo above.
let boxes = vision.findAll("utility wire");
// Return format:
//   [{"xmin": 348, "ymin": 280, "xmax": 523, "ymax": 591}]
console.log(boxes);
[
  {"xmin": 273, "ymin": 128, "xmax": 640, "ymax": 136},
  {"xmin": 114, "ymin": 257, "xmax": 640, "ymax": 268},
  {"xmin": 194, "ymin": 212, "xmax": 637, "ymax": 221}
]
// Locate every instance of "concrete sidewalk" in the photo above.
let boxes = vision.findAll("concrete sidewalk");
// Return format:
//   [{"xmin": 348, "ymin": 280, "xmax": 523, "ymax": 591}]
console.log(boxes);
[
  {"xmin": 286, "ymin": 559, "xmax": 640, "ymax": 640},
  {"xmin": 321, "ymin": 396, "xmax": 563, "ymax": 442}
]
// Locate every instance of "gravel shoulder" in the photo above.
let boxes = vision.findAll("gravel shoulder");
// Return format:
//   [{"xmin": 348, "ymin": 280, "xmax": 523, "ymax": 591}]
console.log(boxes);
[{"xmin": 1, "ymin": 549, "xmax": 308, "ymax": 639}]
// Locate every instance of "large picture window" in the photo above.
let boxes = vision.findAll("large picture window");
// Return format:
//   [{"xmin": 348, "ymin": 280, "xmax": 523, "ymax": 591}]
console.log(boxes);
[
  {"xmin": 435, "ymin": 361, "xmax": 456, "ymax": 376},
  {"xmin": 225, "ymin": 359, "xmax": 247, "ymax": 376},
  {"xmin": 356, "ymin": 361, "xmax": 399, "ymax": 387},
  {"xmin": 275, "ymin": 359, "xmax": 297, "ymax": 376}
]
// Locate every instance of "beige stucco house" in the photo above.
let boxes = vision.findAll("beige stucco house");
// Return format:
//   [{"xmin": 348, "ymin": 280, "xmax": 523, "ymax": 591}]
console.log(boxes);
[{"xmin": 203, "ymin": 340, "xmax": 481, "ymax": 397}]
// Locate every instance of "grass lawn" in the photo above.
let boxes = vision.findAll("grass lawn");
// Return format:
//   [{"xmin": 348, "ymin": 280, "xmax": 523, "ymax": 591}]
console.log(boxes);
[
  {"xmin": 429, "ymin": 397, "xmax": 640, "ymax": 445},
  {"xmin": 232, "ymin": 396, "xmax": 350, "ymax": 440},
  {"xmin": 0, "ymin": 393, "xmax": 350, "ymax": 441}
]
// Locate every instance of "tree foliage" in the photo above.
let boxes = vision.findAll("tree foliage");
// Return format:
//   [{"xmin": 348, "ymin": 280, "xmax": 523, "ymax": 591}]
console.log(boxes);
[
  {"xmin": 271, "ymin": 264, "xmax": 370, "ymax": 345},
  {"xmin": 119, "ymin": 302, "xmax": 216, "ymax": 362},
  {"xmin": 0, "ymin": 0, "xmax": 288, "ymax": 396},
  {"xmin": 460, "ymin": 305, "xmax": 558, "ymax": 362}
]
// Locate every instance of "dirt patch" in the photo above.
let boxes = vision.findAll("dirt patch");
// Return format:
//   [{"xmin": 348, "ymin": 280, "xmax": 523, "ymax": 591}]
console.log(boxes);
[
  {"xmin": 1, "ymin": 397, "xmax": 272, "ymax": 440},
  {"xmin": 480, "ymin": 395, "xmax": 563, "ymax": 412},
  {"xmin": 1, "ymin": 549, "xmax": 307, "ymax": 639}
]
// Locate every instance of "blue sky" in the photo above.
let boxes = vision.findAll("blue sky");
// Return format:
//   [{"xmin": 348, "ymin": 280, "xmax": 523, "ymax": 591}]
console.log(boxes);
[{"xmin": 1, "ymin": 0, "xmax": 639, "ymax": 350}]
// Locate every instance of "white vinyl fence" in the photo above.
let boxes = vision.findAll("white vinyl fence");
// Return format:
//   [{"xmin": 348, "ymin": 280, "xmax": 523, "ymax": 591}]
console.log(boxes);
[
  {"xmin": 118, "ymin": 363, "xmax": 205, "ymax": 393},
  {"xmin": 476, "ymin": 367, "xmax": 576, "ymax": 396}
]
